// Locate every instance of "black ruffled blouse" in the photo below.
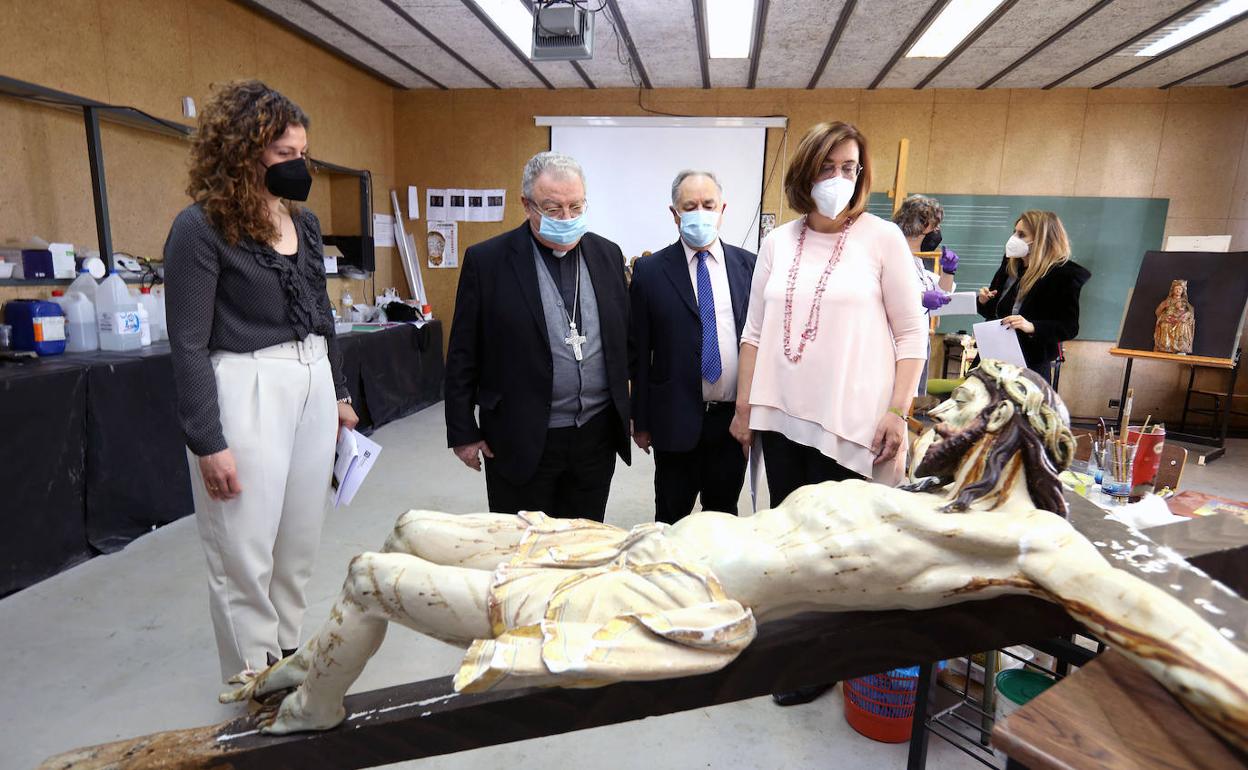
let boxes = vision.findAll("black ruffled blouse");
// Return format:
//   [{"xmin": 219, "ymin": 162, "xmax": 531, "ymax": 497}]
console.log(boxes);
[{"xmin": 163, "ymin": 203, "xmax": 348, "ymax": 456}]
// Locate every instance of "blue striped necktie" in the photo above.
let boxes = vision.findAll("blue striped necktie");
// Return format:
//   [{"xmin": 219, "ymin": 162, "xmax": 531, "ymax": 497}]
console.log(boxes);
[{"xmin": 696, "ymin": 250, "xmax": 722, "ymax": 383}]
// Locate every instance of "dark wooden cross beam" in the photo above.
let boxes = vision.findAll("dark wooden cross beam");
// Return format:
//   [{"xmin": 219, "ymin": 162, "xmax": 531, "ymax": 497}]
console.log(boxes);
[{"xmin": 42, "ymin": 499, "xmax": 1248, "ymax": 770}]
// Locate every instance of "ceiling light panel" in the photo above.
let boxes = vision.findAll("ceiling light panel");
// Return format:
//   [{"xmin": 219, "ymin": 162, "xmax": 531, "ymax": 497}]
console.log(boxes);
[
  {"xmin": 706, "ymin": 0, "xmax": 757, "ymax": 58},
  {"xmin": 906, "ymin": 0, "xmax": 1007, "ymax": 58}
]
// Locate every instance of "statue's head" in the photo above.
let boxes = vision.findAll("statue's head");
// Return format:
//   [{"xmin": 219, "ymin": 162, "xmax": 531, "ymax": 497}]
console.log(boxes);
[
  {"xmin": 911, "ymin": 360, "xmax": 1075, "ymax": 515},
  {"xmin": 1169, "ymin": 279, "xmax": 1188, "ymax": 300}
]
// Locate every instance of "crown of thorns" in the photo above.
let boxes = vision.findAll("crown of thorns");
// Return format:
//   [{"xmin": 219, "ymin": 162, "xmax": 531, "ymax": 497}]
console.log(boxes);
[{"xmin": 974, "ymin": 360, "xmax": 1076, "ymax": 471}]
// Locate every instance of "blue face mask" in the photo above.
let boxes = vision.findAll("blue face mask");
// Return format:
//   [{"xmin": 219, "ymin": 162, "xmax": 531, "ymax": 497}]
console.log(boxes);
[
  {"xmin": 538, "ymin": 210, "xmax": 589, "ymax": 247},
  {"xmin": 679, "ymin": 209, "xmax": 720, "ymax": 248}
]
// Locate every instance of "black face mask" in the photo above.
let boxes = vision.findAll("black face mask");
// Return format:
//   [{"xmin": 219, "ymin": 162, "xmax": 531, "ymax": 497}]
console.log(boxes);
[
  {"xmin": 920, "ymin": 228, "xmax": 942, "ymax": 252},
  {"xmin": 264, "ymin": 158, "xmax": 312, "ymax": 201}
]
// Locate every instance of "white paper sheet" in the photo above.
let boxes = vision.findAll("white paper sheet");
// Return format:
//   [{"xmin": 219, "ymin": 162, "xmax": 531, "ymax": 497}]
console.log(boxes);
[
  {"xmin": 465, "ymin": 191, "xmax": 486, "ymax": 222},
  {"xmin": 407, "ymin": 186, "xmax": 419, "ymax": 219},
  {"xmin": 484, "ymin": 189, "xmax": 505, "ymax": 221},
  {"xmin": 373, "ymin": 214, "xmax": 395, "ymax": 247},
  {"xmin": 426, "ymin": 189, "xmax": 447, "ymax": 221},
  {"xmin": 932, "ymin": 291, "xmax": 978, "ymax": 316},
  {"xmin": 333, "ymin": 428, "xmax": 382, "ymax": 507},
  {"xmin": 973, "ymin": 320, "xmax": 1027, "ymax": 368},
  {"xmin": 748, "ymin": 440, "xmax": 764, "ymax": 512},
  {"xmin": 447, "ymin": 189, "xmax": 467, "ymax": 221}
]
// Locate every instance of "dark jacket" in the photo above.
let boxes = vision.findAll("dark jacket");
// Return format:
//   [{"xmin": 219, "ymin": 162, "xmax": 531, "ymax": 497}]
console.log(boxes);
[
  {"xmin": 629, "ymin": 240, "xmax": 756, "ymax": 453},
  {"xmin": 977, "ymin": 257, "xmax": 1092, "ymax": 372},
  {"xmin": 444, "ymin": 223, "xmax": 632, "ymax": 484}
]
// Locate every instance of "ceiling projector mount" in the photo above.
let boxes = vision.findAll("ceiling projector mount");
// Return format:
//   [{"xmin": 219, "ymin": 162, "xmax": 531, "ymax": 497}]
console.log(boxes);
[{"xmin": 531, "ymin": 0, "xmax": 599, "ymax": 61}]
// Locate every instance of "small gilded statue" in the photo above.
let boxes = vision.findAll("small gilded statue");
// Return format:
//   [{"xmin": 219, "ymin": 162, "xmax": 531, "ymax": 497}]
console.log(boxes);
[{"xmin": 1154, "ymin": 279, "xmax": 1195, "ymax": 355}]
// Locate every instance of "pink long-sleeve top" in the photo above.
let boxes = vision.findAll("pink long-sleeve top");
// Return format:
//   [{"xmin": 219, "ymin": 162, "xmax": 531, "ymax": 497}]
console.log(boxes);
[{"xmin": 741, "ymin": 213, "xmax": 927, "ymax": 485}]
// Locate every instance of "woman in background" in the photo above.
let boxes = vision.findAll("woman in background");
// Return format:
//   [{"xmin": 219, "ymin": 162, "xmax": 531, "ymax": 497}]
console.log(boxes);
[
  {"xmin": 165, "ymin": 80, "xmax": 358, "ymax": 683},
  {"xmin": 893, "ymin": 194, "xmax": 959, "ymax": 394},
  {"xmin": 977, "ymin": 210, "xmax": 1090, "ymax": 385}
]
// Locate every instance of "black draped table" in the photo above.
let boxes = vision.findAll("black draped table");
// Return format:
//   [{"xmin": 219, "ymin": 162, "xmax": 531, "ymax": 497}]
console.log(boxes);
[{"xmin": 0, "ymin": 321, "xmax": 443, "ymax": 596}]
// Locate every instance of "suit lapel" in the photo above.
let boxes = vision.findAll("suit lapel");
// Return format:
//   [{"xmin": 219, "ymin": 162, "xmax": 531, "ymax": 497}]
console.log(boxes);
[
  {"xmin": 724, "ymin": 246, "xmax": 749, "ymax": 333},
  {"xmin": 507, "ymin": 224, "xmax": 550, "ymax": 348},
  {"xmin": 660, "ymin": 243, "xmax": 699, "ymax": 319}
]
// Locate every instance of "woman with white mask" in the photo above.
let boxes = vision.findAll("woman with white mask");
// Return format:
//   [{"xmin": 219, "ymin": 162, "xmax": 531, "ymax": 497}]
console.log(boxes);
[
  {"xmin": 728, "ymin": 121, "xmax": 926, "ymax": 706},
  {"xmin": 977, "ymin": 211, "xmax": 1090, "ymax": 385}
]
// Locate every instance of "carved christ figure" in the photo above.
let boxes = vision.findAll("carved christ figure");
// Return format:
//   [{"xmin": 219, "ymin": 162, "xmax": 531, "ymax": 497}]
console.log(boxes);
[
  {"xmin": 1154, "ymin": 278, "xmax": 1195, "ymax": 355},
  {"xmin": 224, "ymin": 361, "xmax": 1247, "ymax": 750}
]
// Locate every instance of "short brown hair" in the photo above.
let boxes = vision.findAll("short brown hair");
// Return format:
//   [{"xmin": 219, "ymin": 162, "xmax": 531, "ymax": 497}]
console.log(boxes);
[
  {"xmin": 893, "ymin": 195, "xmax": 944, "ymax": 237},
  {"xmin": 187, "ymin": 80, "xmax": 309, "ymax": 246},
  {"xmin": 784, "ymin": 121, "xmax": 873, "ymax": 219}
]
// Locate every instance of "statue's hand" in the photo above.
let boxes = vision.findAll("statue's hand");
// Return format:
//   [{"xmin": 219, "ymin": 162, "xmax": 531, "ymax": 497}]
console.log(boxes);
[{"xmin": 900, "ymin": 476, "xmax": 945, "ymax": 493}]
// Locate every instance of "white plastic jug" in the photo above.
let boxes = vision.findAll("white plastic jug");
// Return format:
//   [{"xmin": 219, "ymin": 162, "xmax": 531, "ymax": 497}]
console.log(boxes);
[
  {"xmin": 150, "ymin": 285, "xmax": 168, "ymax": 343},
  {"xmin": 53, "ymin": 291, "xmax": 100, "ymax": 352},
  {"xmin": 139, "ymin": 286, "xmax": 164, "ymax": 342},
  {"xmin": 97, "ymin": 273, "xmax": 142, "ymax": 351},
  {"xmin": 68, "ymin": 270, "xmax": 98, "ymax": 301}
]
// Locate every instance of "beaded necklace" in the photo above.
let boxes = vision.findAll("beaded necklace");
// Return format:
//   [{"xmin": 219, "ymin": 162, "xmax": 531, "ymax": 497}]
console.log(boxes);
[{"xmin": 783, "ymin": 215, "xmax": 855, "ymax": 363}]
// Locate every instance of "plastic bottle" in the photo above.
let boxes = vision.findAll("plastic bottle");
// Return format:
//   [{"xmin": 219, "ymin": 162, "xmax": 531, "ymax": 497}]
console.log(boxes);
[
  {"xmin": 138, "ymin": 286, "xmax": 163, "ymax": 342},
  {"xmin": 97, "ymin": 272, "xmax": 142, "ymax": 351},
  {"xmin": 149, "ymin": 285, "xmax": 168, "ymax": 342},
  {"xmin": 136, "ymin": 298, "xmax": 152, "ymax": 346},
  {"xmin": 51, "ymin": 290, "xmax": 99, "ymax": 352},
  {"xmin": 68, "ymin": 269, "xmax": 98, "ymax": 302}
]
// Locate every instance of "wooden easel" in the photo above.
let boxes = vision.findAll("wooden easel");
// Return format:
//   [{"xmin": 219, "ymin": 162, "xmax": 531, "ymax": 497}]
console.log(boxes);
[{"xmin": 888, "ymin": 138, "xmax": 944, "ymax": 334}]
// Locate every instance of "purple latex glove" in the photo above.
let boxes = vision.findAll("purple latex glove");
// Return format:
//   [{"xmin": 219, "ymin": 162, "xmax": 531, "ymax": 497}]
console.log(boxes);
[
  {"xmin": 922, "ymin": 289, "xmax": 952, "ymax": 310},
  {"xmin": 939, "ymin": 245, "xmax": 959, "ymax": 274}
]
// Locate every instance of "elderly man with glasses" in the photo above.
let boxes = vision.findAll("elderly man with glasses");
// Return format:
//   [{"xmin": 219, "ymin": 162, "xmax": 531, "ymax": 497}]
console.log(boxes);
[{"xmin": 445, "ymin": 151, "xmax": 632, "ymax": 522}]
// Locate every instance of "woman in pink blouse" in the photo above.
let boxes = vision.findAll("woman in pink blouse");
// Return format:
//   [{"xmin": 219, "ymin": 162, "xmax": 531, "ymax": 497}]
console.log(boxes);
[{"xmin": 730, "ymin": 121, "xmax": 926, "ymax": 502}]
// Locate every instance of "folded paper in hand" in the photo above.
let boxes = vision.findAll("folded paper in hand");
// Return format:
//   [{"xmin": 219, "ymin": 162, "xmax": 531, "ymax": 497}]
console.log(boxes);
[
  {"xmin": 333, "ymin": 428, "xmax": 382, "ymax": 507},
  {"xmin": 972, "ymin": 320, "xmax": 1027, "ymax": 369}
]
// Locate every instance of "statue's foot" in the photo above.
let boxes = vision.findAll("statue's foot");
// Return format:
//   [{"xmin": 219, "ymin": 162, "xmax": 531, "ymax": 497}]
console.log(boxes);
[
  {"xmin": 220, "ymin": 648, "xmax": 312, "ymax": 704},
  {"xmin": 259, "ymin": 686, "xmax": 346, "ymax": 734}
]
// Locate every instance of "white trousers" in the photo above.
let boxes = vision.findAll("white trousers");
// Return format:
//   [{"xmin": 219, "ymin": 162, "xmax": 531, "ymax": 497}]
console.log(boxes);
[{"xmin": 188, "ymin": 335, "xmax": 337, "ymax": 682}]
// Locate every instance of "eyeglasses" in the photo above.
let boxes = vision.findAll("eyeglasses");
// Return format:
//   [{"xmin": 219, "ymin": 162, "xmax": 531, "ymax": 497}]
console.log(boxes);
[
  {"xmin": 819, "ymin": 162, "xmax": 863, "ymax": 180},
  {"xmin": 533, "ymin": 201, "xmax": 587, "ymax": 219}
]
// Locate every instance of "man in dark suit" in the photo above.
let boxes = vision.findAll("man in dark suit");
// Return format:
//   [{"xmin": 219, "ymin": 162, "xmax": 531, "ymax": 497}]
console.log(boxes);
[
  {"xmin": 630, "ymin": 170, "xmax": 757, "ymax": 524},
  {"xmin": 445, "ymin": 152, "xmax": 631, "ymax": 522}
]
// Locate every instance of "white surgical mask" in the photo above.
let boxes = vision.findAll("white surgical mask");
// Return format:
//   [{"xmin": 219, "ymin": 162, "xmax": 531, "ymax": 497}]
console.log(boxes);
[
  {"xmin": 1005, "ymin": 234, "xmax": 1030, "ymax": 259},
  {"xmin": 811, "ymin": 177, "xmax": 856, "ymax": 220}
]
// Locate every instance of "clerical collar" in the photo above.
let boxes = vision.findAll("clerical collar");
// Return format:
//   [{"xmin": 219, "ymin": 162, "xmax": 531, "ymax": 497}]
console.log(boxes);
[{"xmin": 531, "ymin": 233, "xmax": 576, "ymax": 260}]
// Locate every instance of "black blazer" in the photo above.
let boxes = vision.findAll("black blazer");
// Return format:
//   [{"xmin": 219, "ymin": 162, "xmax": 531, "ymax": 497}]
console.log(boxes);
[
  {"xmin": 977, "ymin": 257, "xmax": 1092, "ymax": 372},
  {"xmin": 445, "ymin": 223, "xmax": 632, "ymax": 484},
  {"xmin": 629, "ymin": 241, "xmax": 757, "ymax": 452}
]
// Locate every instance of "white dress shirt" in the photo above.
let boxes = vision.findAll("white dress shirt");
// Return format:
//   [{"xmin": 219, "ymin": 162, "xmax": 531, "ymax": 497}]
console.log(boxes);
[{"xmin": 683, "ymin": 238, "xmax": 739, "ymax": 403}]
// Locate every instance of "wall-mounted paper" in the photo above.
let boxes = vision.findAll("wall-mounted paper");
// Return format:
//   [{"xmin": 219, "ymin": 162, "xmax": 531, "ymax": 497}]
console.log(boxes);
[
  {"xmin": 407, "ymin": 186, "xmax": 419, "ymax": 220},
  {"xmin": 447, "ymin": 190, "xmax": 467, "ymax": 221},
  {"xmin": 373, "ymin": 213, "xmax": 395, "ymax": 247},
  {"xmin": 932, "ymin": 291, "xmax": 978, "ymax": 316},
  {"xmin": 466, "ymin": 192, "xmax": 486, "ymax": 222},
  {"xmin": 426, "ymin": 189, "xmax": 447, "ymax": 221},
  {"xmin": 973, "ymin": 320, "xmax": 1026, "ymax": 368},
  {"xmin": 426, "ymin": 221, "xmax": 458, "ymax": 269},
  {"xmin": 485, "ymin": 189, "xmax": 505, "ymax": 221}
]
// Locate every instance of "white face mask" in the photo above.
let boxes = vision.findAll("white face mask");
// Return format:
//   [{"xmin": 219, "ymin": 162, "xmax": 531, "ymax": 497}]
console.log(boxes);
[
  {"xmin": 811, "ymin": 177, "xmax": 856, "ymax": 220},
  {"xmin": 1005, "ymin": 234, "xmax": 1030, "ymax": 259}
]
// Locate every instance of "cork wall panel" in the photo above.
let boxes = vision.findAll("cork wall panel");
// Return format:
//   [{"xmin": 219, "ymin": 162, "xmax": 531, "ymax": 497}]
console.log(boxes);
[
  {"xmin": 98, "ymin": 0, "xmax": 196, "ymax": 121},
  {"xmin": 0, "ymin": 101, "xmax": 96, "ymax": 244},
  {"xmin": 1074, "ymin": 102, "xmax": 1167, "ymax": 198},
  {"xmin": 926, "ymin": 99, "xmax": 1009, "ymax": 194},
  {"xmin": 1153, "ymin": 101, "xmax": 1248, "ymax": 221},
  {"xmin": 998, "ymin": 92, "xmax": 1087, "ymax": 196},
  {"xmin": 186, "ymin": 0, "xmax": 261, "ymax": 92},
  {"xmin": 0, "ymin": 0, "xmax": 110, "ymax": 98},
  {"xmin": 858, "ymin": 93, "xmax": 936, "ymax": 199}
]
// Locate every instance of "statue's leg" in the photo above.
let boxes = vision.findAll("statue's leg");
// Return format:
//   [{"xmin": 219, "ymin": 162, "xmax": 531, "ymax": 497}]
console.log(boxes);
[
  {"xmin": 382, "ymin": 509, "xmax": 529, "ymax": 568},
  {"xmin": 222, "ymin": 551, "xmax": 494, "ymax": 734}
]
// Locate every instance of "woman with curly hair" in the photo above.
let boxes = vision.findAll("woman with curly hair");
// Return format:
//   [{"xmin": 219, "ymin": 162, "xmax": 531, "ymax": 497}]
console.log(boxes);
[{"xmin": 163, "ymin": 80, "xmax": 358, "ymax": 682}]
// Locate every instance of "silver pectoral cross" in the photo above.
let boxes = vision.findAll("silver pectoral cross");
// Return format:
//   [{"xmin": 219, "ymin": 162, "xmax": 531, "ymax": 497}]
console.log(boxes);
[{"xmin": 564, "ymin": 322, "xmax": 587, "ymax": 362}]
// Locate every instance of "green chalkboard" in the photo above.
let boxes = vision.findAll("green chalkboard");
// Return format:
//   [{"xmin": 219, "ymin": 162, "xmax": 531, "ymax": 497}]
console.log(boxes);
[{"xmin": 867, "ymin": 193, "xmax": 1169, "ymax": 341}]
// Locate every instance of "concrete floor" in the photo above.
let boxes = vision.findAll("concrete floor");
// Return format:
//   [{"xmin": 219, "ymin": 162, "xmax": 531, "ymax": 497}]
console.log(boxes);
[{"xmin": 3, "ymin": 405, "xmax": 1245, "ymax": 770}]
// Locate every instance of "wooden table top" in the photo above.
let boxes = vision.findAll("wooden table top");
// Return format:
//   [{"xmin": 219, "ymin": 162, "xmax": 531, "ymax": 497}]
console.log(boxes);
[{"xmin": 992, "ymin": 650, "xmax": 1246, "ymax": 769}]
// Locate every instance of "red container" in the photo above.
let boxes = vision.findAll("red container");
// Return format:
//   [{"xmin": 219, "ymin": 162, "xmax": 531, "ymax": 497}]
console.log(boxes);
[
  {"xmin": 843, "ymin": 672, "xmax": 919, "ymax": 743},
  {"xmin": 1128, "ymin": 426, "xmax": 1165, "ymax": 491}
]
